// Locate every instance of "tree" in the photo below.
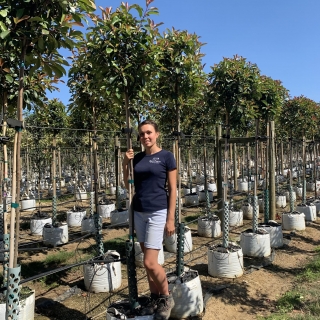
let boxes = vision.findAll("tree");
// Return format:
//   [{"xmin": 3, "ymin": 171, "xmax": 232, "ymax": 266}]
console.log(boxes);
[
  {"xmin": 279, "ymin": 96, "xmax": 320, "ymax": 140},
  {"xmin": 279, "ymin": 95, "xmax": 320, "ymax": 204},
  {"xmin": 0, "ymin": 3, "xmax": 96, "ymax": 307},
  {"xmin": 208, "ymin": 55, "xmax": 261, "ymax": 132}
]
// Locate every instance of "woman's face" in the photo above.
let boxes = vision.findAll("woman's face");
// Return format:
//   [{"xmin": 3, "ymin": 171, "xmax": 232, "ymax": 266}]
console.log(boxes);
[{"xmin": 139, "ymin": 124, "xmax": 159, "ymax": 148}]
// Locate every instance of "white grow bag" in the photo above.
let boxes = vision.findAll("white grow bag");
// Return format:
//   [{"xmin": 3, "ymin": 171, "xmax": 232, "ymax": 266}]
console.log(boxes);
[
  {"xmin": 199, "ymin": 190, "xmax": 213, "ymax": 202},
  {"xmin": 184, "ymin": 193, "xmax": 199, "ymax": 206},
  {"xmin": 0, "ymin": 289, "xmax": 35, "ymax": 320},
  {"xmin": 295, "ymin": 186, "xmax": 303, "ymax": 199},
  {"xmin": 229, "ymin": 210, "xmax": 243, "ymax": 227},
  {"xmin": 296, "ymin": 203, "xmax": 317, "ymax": 221},
  {"xmin": 197, "ymin": 216, "xmax": 221, "ymax": 238},
  {"xmin": 67, "ymin": 210, "xmax": 86, "ymax": 227},
  {"xmin": 164, "ymin": 226, "xmax": 192, "ymax": 253},
  {"xmin": 98, "ymin": 203, "xmax": 115, "ymax": 218},
  {"xmin": 43, "ymin": 223, "xmax": 69, "ymax": 246},
  {"xmin": 240, "ymin": 228, "xmax": 271, "ymax": 258},
  {"xmin": 282, "ymin": 211, "xmax": 306, "ymax": 231},
  {"xmin": 276, "ymin": 195, "xmax": 287, "ymax": 208},
  {"xmin": 242, "ymin": 203, "xmax": 259, "ymax": 220},
  {"xmin": 30, "ymin": 214, "xmax": 52, "ymax": 236},
  {"xmin": 208, "ymin": 182, "xmax": 217, "ymax": 192},
  {"xmin": 75, "ymin": 190, "xmax": 88, "ymax": 200},
  {"xmin": 83, "ymin": 251, "xmax": 122, "ymax": 293},
  {"xmin": 110, "ymin": 209, "xmax": 129, "ymax": 227},
  {"xmin": 307, "ymin": 182, "xmax": 315, "ymax": 191},
  {"xmin": 208, "ymin": 243, "xmax": 244, "ymax": 278},
  {"xmin": 167, "ymin": 270, "xmax": 204, "ymax": 319},
  {"xmin": 258, "ymin": 199, "xmax": 264, "ymax": 213},
  {"xmin": 21, "ymin": 199, "xmax": 36, "ymax": 211},
  {"xmin": 109, "ymin": 186, "xmax": 116, "ymax": 195},
  {"xmin": 313, "ymin": 199, "xmax": 320, "ymax": 216},
  {"xmin": 81, "ymin": 216, "xmax": 102, "ymax": 235},
  {"xmin": 182, "ymin": 187, "xmax": 196, "ymax": 196},
  {"xmin": 259, "ymin": 221, "xmax": 283, "ymax": 248},
  {"xmin": 285, "ymin": 190, "xmax": 296, "ymax": 203}
]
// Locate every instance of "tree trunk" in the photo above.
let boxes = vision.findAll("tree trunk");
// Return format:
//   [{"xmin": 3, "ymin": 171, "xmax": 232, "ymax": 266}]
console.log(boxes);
[
  {"xmin": 268, "ymin": 121, "xmax": 276, "ymax": 221},
  {"xmin": 13, "ymin": 39, "xmax": 26, "ymax": 267}
]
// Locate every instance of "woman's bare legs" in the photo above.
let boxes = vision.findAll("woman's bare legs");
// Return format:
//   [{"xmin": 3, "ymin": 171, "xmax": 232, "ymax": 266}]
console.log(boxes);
[{"xmin": 140, "ymin": 243, "xmax": 169, "ymax": 295}]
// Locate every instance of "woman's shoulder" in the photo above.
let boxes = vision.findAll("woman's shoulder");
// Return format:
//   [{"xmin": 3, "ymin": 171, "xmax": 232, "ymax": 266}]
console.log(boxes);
[
  {"xmin": 159, "ymin": 149, "xmax": 174, "ymax": 157},
  {"xmin": 160, "ymin": 149, "xmax": 176, "ymax": 165}
]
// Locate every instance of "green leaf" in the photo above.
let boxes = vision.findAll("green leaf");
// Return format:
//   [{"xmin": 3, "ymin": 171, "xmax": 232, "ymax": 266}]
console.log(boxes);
[
  {"xmin": 28, "ymin": 17, "xmax": 43, "ymax": 22},
  {"xmin": 16, "ymin": 8, "xmax": 24, "ymax": 19},
  {"xmin": 147, "ymin": 10, "xmax": 159, "ymax": 15},
  {"xmin": 38, "ymin": 37, "xmax": 44, "ymax": 50},
  {"xmin": 42, "ymin": 29, "xmax": 49, "ymax": 35},
  {"xmin": 130, "ymin": 4, "xmax": 143, "ymax": 17},
  {"xmin": 111, "ymin": 16, "xmax": 120, "ymax": 25},
  {"xmin": 0, "ymin": 21, "xmax": 6, "ymax": 31},
  {"xmin": 5, "ymin": 74, "xmax": 13, "ymax": 83},
  {"xmin": 0, "ymin": 30, "xmax": 10, "ymax": 39},
  {"xmin": 0, "ymin": 9, "xmax": 8, "ymax": 17},
  {"xmin": 109, "ymin": 76, "xmax": 117, "ymax": 84},
  {"xmin": 51, "ymin": 63, "xmax": 66, "ymax": 78},
  {"xmin": 106, "ymin": 47, "xmax": 113, "ymax": 53},
  {"xmin": 44, "ymin": 64, "xmax": 53, "ymax": 77}
]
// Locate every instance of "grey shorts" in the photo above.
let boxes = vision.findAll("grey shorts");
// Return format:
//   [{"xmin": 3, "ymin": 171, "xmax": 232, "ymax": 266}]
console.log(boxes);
[{"xmin": 134, "ymin": 209, "xmax": 167, "ymax": 250}]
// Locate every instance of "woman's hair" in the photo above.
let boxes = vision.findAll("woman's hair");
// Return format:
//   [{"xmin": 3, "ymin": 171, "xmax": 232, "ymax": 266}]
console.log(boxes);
[{"xmin": 138, "ymin": 119, "xmax": 159, "ymax": 132}]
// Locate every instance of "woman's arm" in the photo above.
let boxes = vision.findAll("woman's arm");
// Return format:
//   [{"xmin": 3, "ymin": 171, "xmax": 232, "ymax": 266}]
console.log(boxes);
[
  {"xmin": 165, "ymin": 168, "xmax": 177, "ymax": 236},
  {"xmin": 122, "ymin": 149, "xmax": 134, "ymax": 190}
]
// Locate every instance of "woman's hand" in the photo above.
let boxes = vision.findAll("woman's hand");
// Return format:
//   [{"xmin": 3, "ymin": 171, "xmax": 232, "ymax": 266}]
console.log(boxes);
[
  {"xmin": 123, "ymin": 149, "xmax": 134, "ymax": 190},
  {"xmin": 165, "ymin": 219, "xmax": 175, "ymax": 237},
  {"xmin": 123, "ymin": 149, "xmax": 134, "ymax": 165}
]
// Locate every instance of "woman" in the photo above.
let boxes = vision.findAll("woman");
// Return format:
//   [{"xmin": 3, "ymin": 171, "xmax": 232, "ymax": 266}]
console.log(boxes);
[{"xmin": 123, "ymin": 119, "xmax": 176, "ymax": 320}]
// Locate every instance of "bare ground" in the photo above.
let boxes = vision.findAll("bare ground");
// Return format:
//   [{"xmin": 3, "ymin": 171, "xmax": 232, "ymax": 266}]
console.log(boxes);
[{"xmin": 6, "ymin": 192, "xmax": 320, "ymax": 320}]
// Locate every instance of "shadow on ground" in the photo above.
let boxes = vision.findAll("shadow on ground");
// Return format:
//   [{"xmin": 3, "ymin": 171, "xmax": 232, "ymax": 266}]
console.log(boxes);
[{"xmin": 36, "ymin": 298, "xmax": 86, "ymax": 320}]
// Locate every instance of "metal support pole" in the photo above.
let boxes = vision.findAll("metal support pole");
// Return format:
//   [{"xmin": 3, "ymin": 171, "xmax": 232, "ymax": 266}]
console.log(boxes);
[
  {"xmin": 52, "ymin": 196, "xmax": 57, "ymax": 225},
  {"xmin": 3, "ymin": 233, "xmax": 9, "ymax": 293},
  {"xmin": 90, "ymin": 191, "xmax": 94, "ymax": 217},
  {"xmin": 94, "ymin": 212, "xmax": 104, "ymax": 257},
  {"xmin": 303, "ymin": 179, "xmax": 306, "ymax": 204},
  {"xmin": 216, "ymin": 125, "xmax": 223, "ymax": 214},
  {"xmin": 252, "ymin": 196, "xmax": 258, "ymax": 232},
  {"xmin": 302, "ymin": 136, "xmax": 306, "ymax": 204},
  {"xmin": 114, "ymin": 137, "xmax": 121, "ymax": 209},
  {"xmin": 205, "ymin": 189, "xmax": 210, "ymax": 215},
  {"xmin": 222, "ymin": 201, "xmax": 229, "ymax": 248},
  {"xmin": 176, "ymin": 222, "xmax": 185, "ymax": 277},
  {"xmin": 264, "ymin": 189, "xmax": 269, "ymax": 223},
  {"xmin": 6, "ymin": 265, "xmax": 21, "ymax": 320},
  {"xmin": 289, "ymin": 185, "xmax": 294, "ymax": 212},
  {"xmin": 233, "ymin": 143, "xmax": 238, "ymax": 191},
  {"xmin": 268, "ymin": 121, "xmax": 276, "ymax": 220},
  {"xmin": 0, "ymin": 204, "xmax": 3, "ymax": 240},
  {"xmin": 126, "ymin": 240, "xmax": 139, "ymax": 310}
]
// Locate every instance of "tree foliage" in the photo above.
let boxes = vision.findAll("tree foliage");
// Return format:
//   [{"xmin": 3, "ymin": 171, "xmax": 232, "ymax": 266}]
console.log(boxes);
[
  {"xmin": 207, "ymin": 55, "xmax": 261, "ymax": 131},
  {"xmin": 279, "ymin": 95, "xmax": 320, "ymax": 139},
  {"xmin": 84, "ymin": 1, "xmax": 160, "ymax": 125}
]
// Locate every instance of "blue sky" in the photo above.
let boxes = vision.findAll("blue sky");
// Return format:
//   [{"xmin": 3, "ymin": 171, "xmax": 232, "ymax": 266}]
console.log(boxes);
[{"xmin": 48, "ymin": 0, "xmax": 320, "ymax": 105}]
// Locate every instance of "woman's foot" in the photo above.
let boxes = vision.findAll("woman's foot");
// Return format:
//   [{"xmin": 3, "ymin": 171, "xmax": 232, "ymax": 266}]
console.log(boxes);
[
  {"xmin": 154, "ymin": 293, "xmax": 175, "ymax": 320},
  {"xmin": 141, "ymin": 293, "xmax": 159, "ymax": 316}
]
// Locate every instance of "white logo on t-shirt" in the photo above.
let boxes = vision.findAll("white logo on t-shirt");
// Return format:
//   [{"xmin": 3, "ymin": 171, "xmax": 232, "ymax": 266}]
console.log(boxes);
[{"xmin": 149, "ymin": 157, "xmax": 161, "ymax": 164}]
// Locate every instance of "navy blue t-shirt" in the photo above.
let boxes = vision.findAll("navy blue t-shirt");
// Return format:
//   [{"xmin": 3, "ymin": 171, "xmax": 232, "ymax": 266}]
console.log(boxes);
[{"xmin": 133, "ymin": 149, "xmax": 176, "ymax": 212}]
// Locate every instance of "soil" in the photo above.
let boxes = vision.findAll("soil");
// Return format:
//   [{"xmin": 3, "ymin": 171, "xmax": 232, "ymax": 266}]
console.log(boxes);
[{"xmin": 5, "ymin": 190, "xmax": 320, "ymax": 320}]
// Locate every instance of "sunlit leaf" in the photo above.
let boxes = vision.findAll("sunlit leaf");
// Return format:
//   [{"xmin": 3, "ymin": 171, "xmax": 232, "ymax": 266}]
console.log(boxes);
[{"xmin": 0, "ymin": 30, "xmax": 10, "ymax": 39}]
